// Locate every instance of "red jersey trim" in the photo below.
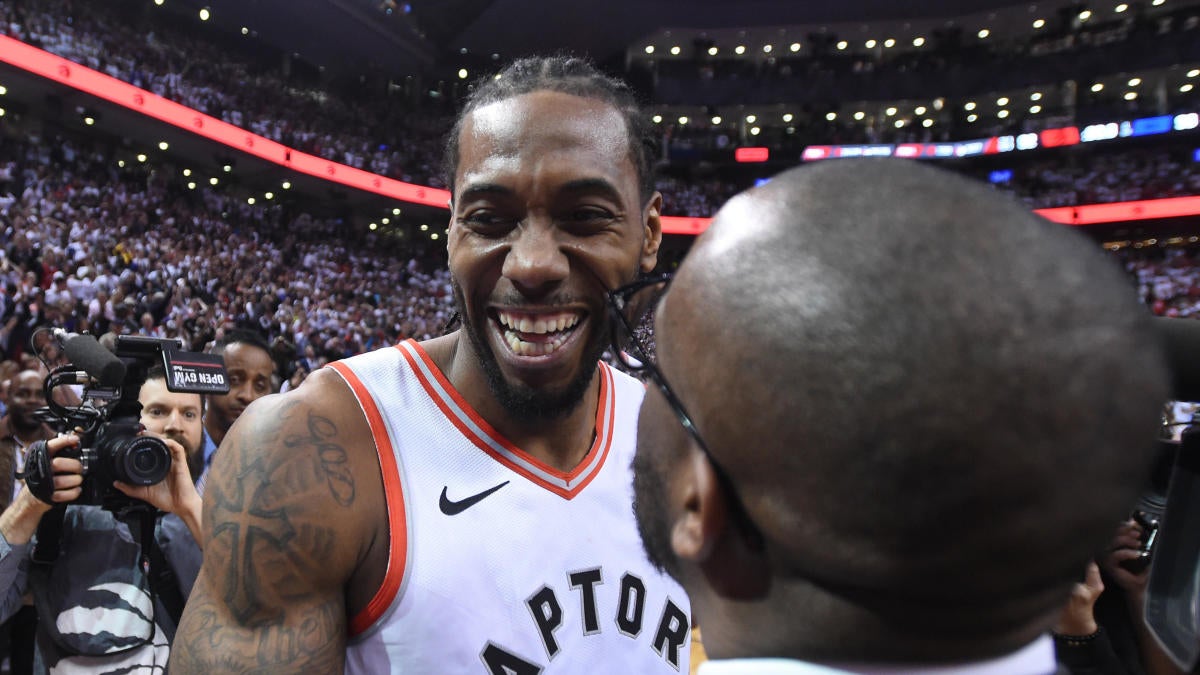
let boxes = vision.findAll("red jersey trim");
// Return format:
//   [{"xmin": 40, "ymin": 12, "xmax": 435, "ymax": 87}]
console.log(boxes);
[
  {"xmin": 398, "ymin": 339, "xmax": 614, "ymax": 500},
  {"xmin": 329, "ymin": 358, "xmax": 410, "ymax": 637}
]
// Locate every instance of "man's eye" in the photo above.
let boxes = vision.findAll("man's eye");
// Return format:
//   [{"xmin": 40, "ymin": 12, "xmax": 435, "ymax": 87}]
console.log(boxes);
[
  {"xmin": 461, "ymin": 211, "xmax": 515, "ymax": 233},
  {"xmin": 563, "ymin": 208, "xmax": 616, "ymax": 230}
]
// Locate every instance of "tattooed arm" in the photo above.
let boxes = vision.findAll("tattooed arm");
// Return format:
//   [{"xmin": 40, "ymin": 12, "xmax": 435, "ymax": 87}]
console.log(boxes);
[{"xmin": 170, "ymin": 372, "xmax": 386, "ymax": 673}]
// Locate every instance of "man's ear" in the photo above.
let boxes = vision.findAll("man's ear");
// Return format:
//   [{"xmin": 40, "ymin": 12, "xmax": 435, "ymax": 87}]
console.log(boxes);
[
  {"xmin": 673, "ymin": 449, "xmax": 771, "ymax": 600},
  {"xmin": 640, "ymin": 192, "xmax": 664, "ymax": 273}
]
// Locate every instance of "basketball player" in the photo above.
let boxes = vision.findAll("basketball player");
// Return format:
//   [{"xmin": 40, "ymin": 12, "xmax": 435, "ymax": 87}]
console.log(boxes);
[
  {"xmin": 626, "ymin": 159, "xmax": 1169, "ymax": 672},
  {"xmin": 171, "ymin": 56, "xmax": 691, "ymax": 673}
]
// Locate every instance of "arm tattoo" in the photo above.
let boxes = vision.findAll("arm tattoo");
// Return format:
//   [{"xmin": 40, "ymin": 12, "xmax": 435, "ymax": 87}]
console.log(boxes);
[
  {"xmin": 284, "ymin": 413, "xmax": 356, "ymax": 507},
  {"xmin": 201, "ymin": 403, "xmax": 357, "ymax": 624},
  {"xmin": 173, "ymin": 595, "xmax": 344, "ymax": 673}
]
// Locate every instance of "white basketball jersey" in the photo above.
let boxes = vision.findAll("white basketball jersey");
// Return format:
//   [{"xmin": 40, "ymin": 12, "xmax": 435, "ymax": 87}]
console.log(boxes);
[{"xmin": 331, "ymin": 340, "xmax": 691, "ymax": 674}]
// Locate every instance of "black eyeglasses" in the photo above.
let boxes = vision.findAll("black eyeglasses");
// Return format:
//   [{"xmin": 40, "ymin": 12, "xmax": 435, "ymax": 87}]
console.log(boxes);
[{"xmin": 606, "ymin": 274, "xmax": 765, "ymax": 550}]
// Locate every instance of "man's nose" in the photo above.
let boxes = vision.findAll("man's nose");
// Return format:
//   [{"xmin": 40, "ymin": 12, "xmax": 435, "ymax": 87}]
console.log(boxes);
[{"xmin": 502, "ymin": 224, "xmax": 569, "ymax": 295}]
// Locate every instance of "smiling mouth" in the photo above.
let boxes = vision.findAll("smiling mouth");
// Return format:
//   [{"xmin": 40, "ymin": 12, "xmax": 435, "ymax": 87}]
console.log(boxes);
[{"xmin": 493, "ymin": 309, "xmax": 584, "ymax": 357}]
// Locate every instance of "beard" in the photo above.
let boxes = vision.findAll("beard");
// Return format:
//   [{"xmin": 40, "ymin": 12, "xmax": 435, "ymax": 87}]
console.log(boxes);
[
  {"xmin": 632, "ymin": 448, "xmax": 682, "ymax": 579},
  {"xmin": 164, "ymin": 433, "xmax": 204, "ymax": 482},
  {"xmin": 452, "ymin": 279, "xmax": 607, "ymax": 424},
  {"xmin": 10, "ymin": 411, "xmax": 43, "ymax": 434}
]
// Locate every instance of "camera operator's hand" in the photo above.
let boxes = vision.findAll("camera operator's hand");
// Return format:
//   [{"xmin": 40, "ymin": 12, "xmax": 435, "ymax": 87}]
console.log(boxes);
[
  {"xmin": 0, "ymin": 434, "xmax": 84, "ymax": 545},
  {"xmin": 1099, "ymin": 518, "xmax": 1150, "ymax": 595},
  {"xmin": 1055, "ymin": 560, "xmax": 1104, "ymax": 636},
  {"xmin": 112, "ymin": 436, "xmax": 203, "ymax": 547}
]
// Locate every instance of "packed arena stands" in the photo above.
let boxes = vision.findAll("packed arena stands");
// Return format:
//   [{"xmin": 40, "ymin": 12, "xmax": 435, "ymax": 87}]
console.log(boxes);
[
  {"xmin": 0, "ymin": 125, "xmax": 453, "ymax": 382},
  {"xmin": 1, "ymin": 0, "xmax": 1199, "ymax": 382}
]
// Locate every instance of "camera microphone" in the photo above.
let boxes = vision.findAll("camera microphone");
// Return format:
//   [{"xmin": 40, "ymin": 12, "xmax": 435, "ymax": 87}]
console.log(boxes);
[{"xmin": 53, "ymin": 329, "xmax": 127, "ymax": 387}]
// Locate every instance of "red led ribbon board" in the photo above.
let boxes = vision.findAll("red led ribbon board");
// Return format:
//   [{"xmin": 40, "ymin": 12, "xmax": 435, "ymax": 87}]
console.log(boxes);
[
  {"xmin": 0, "ymin": 36, "xmax": 451, "ymax": 208},
  {"xmin": 735, "ymin": 147, "xmax": 770, "ymax": 163}
]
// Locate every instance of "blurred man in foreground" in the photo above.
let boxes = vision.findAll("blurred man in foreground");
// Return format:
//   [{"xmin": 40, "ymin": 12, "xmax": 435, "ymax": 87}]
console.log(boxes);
[{"xmin": 625, "ymin": 158, "xmax": 1169, "ymax": 673}]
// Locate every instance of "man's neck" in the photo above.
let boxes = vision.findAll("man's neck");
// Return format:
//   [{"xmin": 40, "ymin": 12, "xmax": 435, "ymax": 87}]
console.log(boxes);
[
  {"xmin": 204, "ymin": 418, "xmax": 227, "ymax": 447},
  {"xmin": 8, "ymin": 420, "xmax": 49, "ymax": 446},
  {"xmin": 424, "ymin": 333, "xmax": 601, "ymax": 474}
]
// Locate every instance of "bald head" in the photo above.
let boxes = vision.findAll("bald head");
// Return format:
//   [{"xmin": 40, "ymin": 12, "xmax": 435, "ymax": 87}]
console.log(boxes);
[{"xmin": 645, "ymin": 158, "xmax": 1169, "ymax": 657}]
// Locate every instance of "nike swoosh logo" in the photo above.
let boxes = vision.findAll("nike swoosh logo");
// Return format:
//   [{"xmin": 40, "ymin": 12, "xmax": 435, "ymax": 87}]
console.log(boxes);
[{"xmin": 439, "ymin": 481, "xmax": 510, "ymax": 515}]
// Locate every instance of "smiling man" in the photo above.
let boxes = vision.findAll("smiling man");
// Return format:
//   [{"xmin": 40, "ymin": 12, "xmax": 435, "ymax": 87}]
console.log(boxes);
[{"xmin": 171, "ymin": 56, "xmax": 690, "ymax": 673}]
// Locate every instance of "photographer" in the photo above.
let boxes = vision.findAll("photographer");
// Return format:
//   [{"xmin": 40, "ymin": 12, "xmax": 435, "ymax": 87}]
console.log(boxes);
[
  {"xmin": 0, "ymin": 366, "xmax": 203, "ymax": 673},
  {"xmin": 1054, "ymin": 518, "xmax": 1186, "ymax": 675}
]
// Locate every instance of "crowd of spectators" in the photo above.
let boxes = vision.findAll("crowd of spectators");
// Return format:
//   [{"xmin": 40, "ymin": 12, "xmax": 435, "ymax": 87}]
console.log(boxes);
[
  {"xmin": 2, "ymin": 0, "xmax": 451, "ymax": 188},
  {"xmin": 0, "ymin": 125, "xmax": 455, "ymax": 388},
  {"xmin": 4, "ymin": 0, "xmax": 1200, "ymax": 221},
  {"xmin": 988, "ymin": 146, "xmax": 1200, "ymax": 209},
  {"xmin": 1121, "ymin": 244, "xmax": 1200, "ymax": 318}
]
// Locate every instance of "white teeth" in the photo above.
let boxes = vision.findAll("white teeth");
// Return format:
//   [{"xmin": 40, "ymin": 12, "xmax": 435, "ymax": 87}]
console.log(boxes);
[
  {"xmin": 503, "ymin": 327, "xmax": 573, "ymax": 356},
  {"xmin": 495, "ymin": 311, "xmax": 581, "ymax": 335}
]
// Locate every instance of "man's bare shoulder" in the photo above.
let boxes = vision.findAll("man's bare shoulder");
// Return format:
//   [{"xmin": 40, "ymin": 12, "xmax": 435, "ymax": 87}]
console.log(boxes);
[
  {"xmin": 201, "ymin": 369, "xmax": 382, "ymax": 602},
  {"xmin": 172, "ymin": 369, "xmax": 383, "ymax": 672}
]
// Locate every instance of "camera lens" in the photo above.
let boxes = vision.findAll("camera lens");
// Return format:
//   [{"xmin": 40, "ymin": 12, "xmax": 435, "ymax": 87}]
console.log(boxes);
[{"xmin": 112, "ymin": 436, "xmax": 171, "ymax": 486}]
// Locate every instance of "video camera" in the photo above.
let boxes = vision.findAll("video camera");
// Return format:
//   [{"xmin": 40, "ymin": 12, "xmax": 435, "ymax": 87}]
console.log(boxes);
[{"xmin": 26, "ymin": 329, "xmax": 229, "ymax": 513}]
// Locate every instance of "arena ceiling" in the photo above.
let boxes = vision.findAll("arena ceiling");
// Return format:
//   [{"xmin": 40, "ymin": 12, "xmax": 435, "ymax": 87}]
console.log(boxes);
[{"xmin": 173, "ymin": 0, "xmax": 1047, "ymax": 76}]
